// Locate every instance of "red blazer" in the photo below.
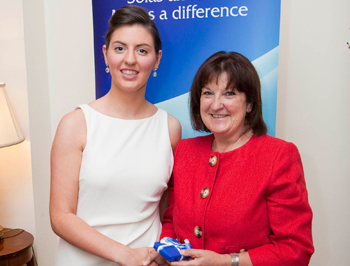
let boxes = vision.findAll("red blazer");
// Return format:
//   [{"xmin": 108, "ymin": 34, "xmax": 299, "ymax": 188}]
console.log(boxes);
[{"xmin": 161, "ymin": 134, "xmax": 314, "ymax": 266}]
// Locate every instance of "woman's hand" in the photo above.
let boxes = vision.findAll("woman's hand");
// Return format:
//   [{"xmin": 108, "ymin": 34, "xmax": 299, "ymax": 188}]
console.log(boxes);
[
  {"xmin": 170, "ymin": 249, "xmax": 231, "ymax": 266},
  {"xmin": 142, "ymin": 248, "xmax": 169, "ymax": 266},
  {"xmin": 124, "ymin": 247, "xmax": 161, "ymax": 266}
]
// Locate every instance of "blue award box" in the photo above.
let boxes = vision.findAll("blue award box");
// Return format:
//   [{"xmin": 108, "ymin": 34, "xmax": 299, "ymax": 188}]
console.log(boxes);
[{"xmin": 153, "ymin": 237, "xmax": 192, "ymax": 262}]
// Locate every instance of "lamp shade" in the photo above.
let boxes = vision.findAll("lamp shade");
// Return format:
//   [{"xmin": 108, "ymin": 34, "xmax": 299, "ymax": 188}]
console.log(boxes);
[{"xmin": 0, "ymin": 82, "xmax": 25, "ymax": 148}]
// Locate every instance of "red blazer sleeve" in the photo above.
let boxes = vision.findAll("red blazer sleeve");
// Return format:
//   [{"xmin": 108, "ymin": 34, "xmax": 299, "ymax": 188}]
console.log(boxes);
[
  {"xmin": 160, "ymin": 174, "xmax": 175, "ymax": 239},
  {"xmin": 249, "ymin": 142, "xmax": 314, "ymax": 266},
  {"xmin": 160, "ymin": 141, "xmax": 183, "ymax": 239}
]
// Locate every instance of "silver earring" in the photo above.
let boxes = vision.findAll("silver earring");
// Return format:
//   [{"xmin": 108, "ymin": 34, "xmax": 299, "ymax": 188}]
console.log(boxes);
[
  {"xmin": 152, "ymin": 69, "xmax": 157, "ymax": 77},
  {"xmin": 105, "ymin": 66, "xmax": 110, "ymax": 73}
]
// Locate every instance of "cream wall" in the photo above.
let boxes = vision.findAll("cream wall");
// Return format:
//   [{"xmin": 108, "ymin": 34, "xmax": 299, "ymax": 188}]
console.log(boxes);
[
  {"xmin": 0, "ymin": 0, "xmax": 349, "ymax": 265},
  {"xmin": 22, "ymin": 0, "xmax": 95, "ymax": 265},
  {"xmin": 277, "ymin": 1, "xmax": 350, "ymax": 265},
  {"xmin": 1, "ymin": 0, "xmax": 95, "ymax": 265}
]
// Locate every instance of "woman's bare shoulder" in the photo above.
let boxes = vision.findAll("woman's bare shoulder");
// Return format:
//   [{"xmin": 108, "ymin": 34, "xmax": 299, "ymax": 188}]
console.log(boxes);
[
  {"xmin": 53, "ymin": 108, "xmax": 87, "ymax": 151},
  {"xmin": 167, "ymin": 114, "xmax": 182, "ymax": 151}
]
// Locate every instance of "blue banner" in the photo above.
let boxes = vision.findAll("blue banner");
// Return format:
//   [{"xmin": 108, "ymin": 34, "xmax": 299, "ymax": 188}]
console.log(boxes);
[{"xmin": 92, "ymin": 0, "xmax": 281, "ymax": 138}]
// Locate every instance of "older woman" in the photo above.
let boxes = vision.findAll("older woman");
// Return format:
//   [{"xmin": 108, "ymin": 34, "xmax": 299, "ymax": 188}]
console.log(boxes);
[{"xmin": 144, "ymin": 51, "xmax": 314, "ymax": 266}]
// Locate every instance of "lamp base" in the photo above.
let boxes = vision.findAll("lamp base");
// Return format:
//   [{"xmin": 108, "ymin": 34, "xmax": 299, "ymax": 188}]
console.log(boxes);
[
  {"xmin": 0, "ymin": 225, "xmax": 4, "ymax": 252},
  {"xmin": 0, "ymin": 225, "xmax": 3, "ymax": 240}
]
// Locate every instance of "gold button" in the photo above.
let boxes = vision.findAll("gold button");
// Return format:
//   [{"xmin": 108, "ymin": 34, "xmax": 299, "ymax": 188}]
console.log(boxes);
[
  {"xmin": 209, "ymin": 155, "xmax": 217, "ymax": 166},
  {"xmin": 200, "ymin": 188, "xmax": 210, "ymax": 199},
  {"xmin": 194, "ymin": 226, "xmax": 202, "ymax": 238},
  {"xmin": 239, "ymin": 249, "xmax": 247, "ymax": 253}
]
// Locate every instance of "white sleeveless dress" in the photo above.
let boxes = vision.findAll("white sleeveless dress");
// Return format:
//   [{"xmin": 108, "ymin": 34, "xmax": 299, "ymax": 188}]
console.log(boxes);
[{"xmin": 55, "ymin": 104, "xmax": 174, "ymax": 266}]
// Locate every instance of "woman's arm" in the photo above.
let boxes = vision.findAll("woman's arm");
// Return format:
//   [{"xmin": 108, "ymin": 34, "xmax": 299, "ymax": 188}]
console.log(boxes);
[{"xmin": 49, "ymin": 109, "xmax": 151, "ymax": 265}]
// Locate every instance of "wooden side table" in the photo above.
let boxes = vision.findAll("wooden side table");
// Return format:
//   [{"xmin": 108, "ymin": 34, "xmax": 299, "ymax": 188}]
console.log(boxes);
[{"xmin": 0, "ymin": 228, "xmax": 36, "ymax": 266}]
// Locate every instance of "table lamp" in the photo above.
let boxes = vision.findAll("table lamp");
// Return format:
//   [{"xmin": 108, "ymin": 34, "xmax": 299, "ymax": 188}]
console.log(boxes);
[
  {"xmin": 0, "ymin": 82, "xmax": 25, "ymax": 240},
  {"xmin": 0, "ymin": 82, "xmax": 25, "ymax": 147}
]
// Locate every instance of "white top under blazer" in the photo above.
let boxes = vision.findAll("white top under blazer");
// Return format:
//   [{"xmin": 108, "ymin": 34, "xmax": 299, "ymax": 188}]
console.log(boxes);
[{"xmin": 55, "ymin": 104, "xmax": 174, "ymax": 266}]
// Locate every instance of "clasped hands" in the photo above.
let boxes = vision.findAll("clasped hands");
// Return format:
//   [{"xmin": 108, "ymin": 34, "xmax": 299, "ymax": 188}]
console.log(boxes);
[{"xmin": 142, "ymin": 248, "xmax": 230, "ymax": 266}]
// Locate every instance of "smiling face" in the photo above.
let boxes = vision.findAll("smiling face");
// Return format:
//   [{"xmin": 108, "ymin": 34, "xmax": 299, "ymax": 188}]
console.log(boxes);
[
  {"xmin": 103, "ymin": 24, "xmax": 162, "ymax": 94},
  {"xmin": 200, "ymin": 72, "xmax": 252, "ymax": 139}
]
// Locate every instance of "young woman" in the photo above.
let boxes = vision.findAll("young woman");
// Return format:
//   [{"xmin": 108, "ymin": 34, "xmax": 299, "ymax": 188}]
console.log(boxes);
[{"xmin": 50, "ymin": 6, "xmax": 181, "ymax": 266}]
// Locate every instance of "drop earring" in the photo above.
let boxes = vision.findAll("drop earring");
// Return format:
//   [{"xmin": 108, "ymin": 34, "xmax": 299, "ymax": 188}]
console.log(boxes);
[
  {"xmin": 105, "ymin": 65, "xmax": 110, "ymax": 73},
  {"xmin": 152, "ymin": 69, "xmax": 157, "ymax": 77}
]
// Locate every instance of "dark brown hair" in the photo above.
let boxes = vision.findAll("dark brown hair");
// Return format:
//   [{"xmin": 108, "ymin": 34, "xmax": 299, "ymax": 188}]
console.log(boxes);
[
  {"xmin": 190, "ymin": 51, "xmax": 267, "ymax": 136},
  {"xmin": 105, "ymin": 5, "xmax": 162, "ymax": 53}
]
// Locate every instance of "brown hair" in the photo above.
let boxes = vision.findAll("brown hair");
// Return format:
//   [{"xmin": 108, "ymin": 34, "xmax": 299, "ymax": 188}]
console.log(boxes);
[
  {"xmin": 190, "ymin": 51, "xmax": 267, "ymax": 136},
  {"xmin": 105, "ymin": 5, "xmax": 162, "ymax": 53}
]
